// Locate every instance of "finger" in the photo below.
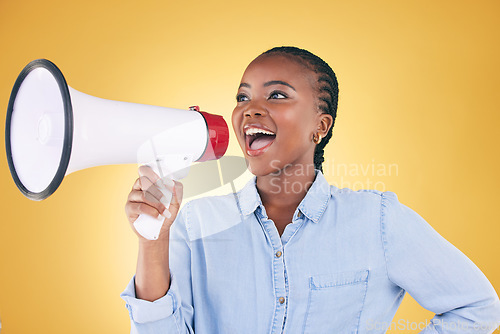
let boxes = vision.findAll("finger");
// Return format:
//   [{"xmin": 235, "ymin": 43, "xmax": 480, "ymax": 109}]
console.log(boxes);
[
  {"xmin": 137, "ymin": 165, "xmax": 163, "ymax": 198},
  {"xmin": 132, "ymin": 175, "xmax": 169, "ymax": 206},
  {"xmin": 125, "ymin": 200, "xmax": 141, "ymax": 221},
  {"xmin": 156, "ymin": 177, "xmax": 174, "ymax": 194},
  {"xmin": 128, "ymin": 189, "xmax": 168, "ymax": 217},
  {"xmin": 137, "ymin": 176, "xmax": 165, "ymax": 201},
  {"xmin": 133, "ymin": 176, "xmax": 154, "ymax": 192},
  {"xmin": 132, "ymin": 177, "xmax": 142, "ymax": 191},
  {"xmin": 153, "ymin": 181, "xmax": 182, "ymax": 223},
  {"xmin": 138, "ymin": 165, "xmax": 161, "ymax": 183},
  {"xmin": 126, "ymin": 202, "xmax": 165, "ymax": 222}
]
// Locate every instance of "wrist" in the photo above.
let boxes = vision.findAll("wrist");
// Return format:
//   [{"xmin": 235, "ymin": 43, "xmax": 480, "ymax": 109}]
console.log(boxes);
[
  {"xmin": 137, "ymin": 224, "xmax": 170, "ymax": 244},
  {"xmin": 139, "ymin": 233, "xmax": 169, "ymax": 254}
]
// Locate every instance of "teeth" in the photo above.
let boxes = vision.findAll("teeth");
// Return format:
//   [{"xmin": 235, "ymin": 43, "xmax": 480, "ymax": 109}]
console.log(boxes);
[{"xmin": 244, "ymin": 127, "xmax": 275, "ymax": 136}]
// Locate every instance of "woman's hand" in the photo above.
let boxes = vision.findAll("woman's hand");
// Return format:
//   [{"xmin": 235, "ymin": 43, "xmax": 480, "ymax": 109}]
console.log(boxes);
[{"xmin": 125, "ymin": 165, "xmax": 184, "ymax": 243}]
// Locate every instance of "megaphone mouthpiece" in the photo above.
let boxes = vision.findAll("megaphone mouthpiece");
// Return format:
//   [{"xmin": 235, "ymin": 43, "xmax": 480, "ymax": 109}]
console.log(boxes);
[{"xmin": 198, "ymin": 111, "xmax": 229, "ymax": 162}]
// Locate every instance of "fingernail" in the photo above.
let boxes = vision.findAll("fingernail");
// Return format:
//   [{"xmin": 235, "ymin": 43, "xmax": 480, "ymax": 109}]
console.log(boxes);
[
  {"xmin": 162, "ymin": 209, "xmax": 172, "ymax": 219},
  {"xmin": 157, "ymin": 213, "xmax": 163, "ymax": 220},
  {"xmin": 162, "ymin": 178, "xmax": 175, "ymax": 190}
]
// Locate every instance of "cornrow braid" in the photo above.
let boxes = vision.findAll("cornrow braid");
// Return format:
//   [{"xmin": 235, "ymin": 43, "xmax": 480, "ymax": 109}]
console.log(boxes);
[{"xmin": 260, "ymin": 46, "xmax": 339, "ymax": 173}]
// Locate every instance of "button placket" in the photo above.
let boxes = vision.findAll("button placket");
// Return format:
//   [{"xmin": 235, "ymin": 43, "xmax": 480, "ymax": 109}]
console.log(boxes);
[
  {"xmin": 254, "ymin": 210, "xmax": 287, "ymax": 333},
  {"xmin": 279, "ymin": 219, "xmax": 306, "ymax": 333}
]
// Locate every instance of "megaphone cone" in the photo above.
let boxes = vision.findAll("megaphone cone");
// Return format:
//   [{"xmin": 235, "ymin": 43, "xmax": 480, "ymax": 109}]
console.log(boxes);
[{"xmin": 5, "ymin": 59, "xmax": 229, "ymax": 201}]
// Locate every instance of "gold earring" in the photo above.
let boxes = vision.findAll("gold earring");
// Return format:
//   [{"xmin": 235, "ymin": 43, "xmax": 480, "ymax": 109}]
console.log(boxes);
[{"xmin": 313, "ymin": 133, "xmax": 322, "ymax": 144}]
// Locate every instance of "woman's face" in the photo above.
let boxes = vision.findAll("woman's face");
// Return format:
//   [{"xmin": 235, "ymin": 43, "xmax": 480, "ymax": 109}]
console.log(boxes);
[{"xmin": 232, "ymin": 54, "xmax": 323, "ymax": 176}]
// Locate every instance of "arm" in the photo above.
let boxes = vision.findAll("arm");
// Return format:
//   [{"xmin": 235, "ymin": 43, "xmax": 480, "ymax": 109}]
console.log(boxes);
[
  {"xmin": 380, "ymin": 191, "xmax": 500, "ymax": 333},
  {"xmin": 121, "ymin": 202, "xmax": 194, "ymax": 333},
  {"xmin": 135, "ymin": 236, "xmax": 171, "ymax": 302},
  {"xmin": 121, "ymin": 167, "xmax": 194, "ymax": 333}
]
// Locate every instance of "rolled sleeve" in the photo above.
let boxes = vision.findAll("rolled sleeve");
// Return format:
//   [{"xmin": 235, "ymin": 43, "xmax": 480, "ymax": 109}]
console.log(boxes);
[
  {"xmin": 381, "ymin": 191, "xmax": 500, "ymax": 333},
  {"xmin": 120, "ymin": 274, "xmax": 176, "ymax": 324}
]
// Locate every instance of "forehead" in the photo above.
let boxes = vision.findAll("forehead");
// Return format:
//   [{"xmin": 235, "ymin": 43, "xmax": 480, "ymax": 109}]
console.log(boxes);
[{"xmin": 241, "ymin": 54, "xmax": 316, "ymax": 88}]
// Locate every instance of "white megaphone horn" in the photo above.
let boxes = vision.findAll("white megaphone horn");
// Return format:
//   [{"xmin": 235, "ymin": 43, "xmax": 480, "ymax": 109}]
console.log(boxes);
[{"xmin": 5, "ymin": 59, "xmax": 229, "ymax": 240}]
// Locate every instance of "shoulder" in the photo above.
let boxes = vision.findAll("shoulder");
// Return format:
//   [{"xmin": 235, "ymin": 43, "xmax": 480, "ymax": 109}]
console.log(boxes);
[
  {"xmin": 329, "ymin": 184, "xmax": 393, "ymax": 201},
  {"xmin": 330, "ymin": 184, "xmax": 400, "ymax": 200},
  {"xmin": 327, "ymin": 185, "xmax": 402, "ymax": 213}
]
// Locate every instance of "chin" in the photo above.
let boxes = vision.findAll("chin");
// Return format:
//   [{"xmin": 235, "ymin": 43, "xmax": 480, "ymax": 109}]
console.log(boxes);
[{"xmin": 246, "ymin": 159, "xmax": 284, "ymax": 177}]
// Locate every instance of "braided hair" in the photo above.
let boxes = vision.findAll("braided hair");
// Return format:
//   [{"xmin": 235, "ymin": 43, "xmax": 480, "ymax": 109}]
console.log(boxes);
[{"xmin": 259, "ymin": 46, "xmax": 339, "ymax": 173}]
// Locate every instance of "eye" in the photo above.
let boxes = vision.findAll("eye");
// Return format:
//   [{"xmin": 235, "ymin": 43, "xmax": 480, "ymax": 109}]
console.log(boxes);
[
  {"xmin": 269, "ymin": 91, "xmax": 287, "ymax": 99},
  {"xmin": 236, "ymin": 93, "xmax": 249, "ymax": 102}
]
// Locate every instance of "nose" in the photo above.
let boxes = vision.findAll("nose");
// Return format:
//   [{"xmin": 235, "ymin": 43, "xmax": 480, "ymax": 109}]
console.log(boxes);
[{"xmin": 243, "ymin": 101, "xmax": 267, "ymax": 118}]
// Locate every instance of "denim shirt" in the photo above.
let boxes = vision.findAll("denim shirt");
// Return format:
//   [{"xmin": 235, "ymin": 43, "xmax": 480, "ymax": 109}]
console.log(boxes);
[{"xmin": 121, "ymin": 169, "xmax": 500, "ymax": 333}]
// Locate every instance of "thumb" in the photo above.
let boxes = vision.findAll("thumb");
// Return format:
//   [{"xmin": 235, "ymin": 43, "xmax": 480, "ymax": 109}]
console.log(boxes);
[
  {"xmin": 169, "ymin": 180, "xmax": 184, "ymax": 214},
  {"xmin": 157, "ymin": 181, "xmax": 183, "ymax": 237}
]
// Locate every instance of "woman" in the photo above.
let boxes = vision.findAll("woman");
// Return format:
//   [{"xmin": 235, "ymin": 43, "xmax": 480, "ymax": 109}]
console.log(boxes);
[{"xmin": 121, "ymin": 47, "xmax": 500, "ymax": 333}]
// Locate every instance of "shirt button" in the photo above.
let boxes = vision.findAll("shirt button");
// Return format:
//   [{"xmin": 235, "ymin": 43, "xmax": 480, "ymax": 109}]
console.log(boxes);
[
  {"xmin": 275, "ymin": 250, "xmax": 282, "ymax": 258},
  {"xmin": 278, "ymin": 297, "xmax": 285, "ymax": 304}
]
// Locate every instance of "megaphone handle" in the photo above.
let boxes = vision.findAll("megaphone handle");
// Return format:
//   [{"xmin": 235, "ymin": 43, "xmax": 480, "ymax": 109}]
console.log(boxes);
[
  {"xmin": 133, "ymin": 176, "xmax": 175, "ymax": 241},
  {"xmin": 133, "ymin": 213, "xmax": 166, "ymax": 241}
]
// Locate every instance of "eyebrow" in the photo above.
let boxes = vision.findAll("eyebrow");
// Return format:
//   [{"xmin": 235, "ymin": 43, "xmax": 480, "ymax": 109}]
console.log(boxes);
[
  {"xmin": 264, "ymin": 80, "xmax": 296, "ymax": 91},
  {"xmin": 238, "ymin": 81, "xmax": 296, "ymax": 91}
]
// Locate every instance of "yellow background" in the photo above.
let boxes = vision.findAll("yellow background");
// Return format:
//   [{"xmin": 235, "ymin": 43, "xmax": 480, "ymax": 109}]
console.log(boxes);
[{"xmin": 1, "ymin": 0, "xmax": 499, "ymax": 333}]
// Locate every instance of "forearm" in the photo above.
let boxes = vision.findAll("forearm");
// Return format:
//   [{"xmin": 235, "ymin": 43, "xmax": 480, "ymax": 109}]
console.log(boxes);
[{"xmin": 135, "ymin": 232, "xmax": 171, "ymax": 302}]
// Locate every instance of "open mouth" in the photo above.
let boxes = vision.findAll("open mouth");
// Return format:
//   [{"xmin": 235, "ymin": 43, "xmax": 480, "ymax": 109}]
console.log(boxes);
[
  {"xmin": 245, "ymin": 131, "xmax": 276, "ymax": 152},
  {"xmin": 243, "ymin": 125, "xmax": 277, "ymax": 156}
]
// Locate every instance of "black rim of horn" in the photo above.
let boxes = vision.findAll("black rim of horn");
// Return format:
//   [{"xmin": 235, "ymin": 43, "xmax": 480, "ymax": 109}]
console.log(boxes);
[{"xmin": 5, "ymin": 59, "xmax": 73, "ymax": 201}]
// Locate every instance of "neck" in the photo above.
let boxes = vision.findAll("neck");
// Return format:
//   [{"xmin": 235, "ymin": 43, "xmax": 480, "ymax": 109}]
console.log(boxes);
[{"xmin": 256, "ymin": 163, "xmax": 317, "ymax": 209}]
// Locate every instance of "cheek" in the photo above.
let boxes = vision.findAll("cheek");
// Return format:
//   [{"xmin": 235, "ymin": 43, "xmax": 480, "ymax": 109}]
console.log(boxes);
[
  {"xmin": 276, "ymin": 107, "xmax": 314, "ymax": 139},
  {"xmin": 231, "ymin": 108, "xmax": 241, "ymax": 133}
]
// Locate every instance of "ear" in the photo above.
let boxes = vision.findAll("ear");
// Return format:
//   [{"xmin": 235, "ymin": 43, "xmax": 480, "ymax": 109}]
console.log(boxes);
[{"xmin": 316, "ymin": 113, "xmax": 334, "ymax": 139}]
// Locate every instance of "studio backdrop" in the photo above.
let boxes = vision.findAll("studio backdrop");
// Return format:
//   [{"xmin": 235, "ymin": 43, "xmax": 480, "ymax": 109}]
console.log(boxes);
[{"xmin": 0, "ymin": 0, "xmax": 499, "ymax": 333}]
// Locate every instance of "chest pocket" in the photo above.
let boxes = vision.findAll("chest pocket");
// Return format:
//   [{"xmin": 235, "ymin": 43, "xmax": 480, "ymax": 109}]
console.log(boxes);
[{"xmin": 303, "ymin": 269, "xmax": 369, "ymax": 334}]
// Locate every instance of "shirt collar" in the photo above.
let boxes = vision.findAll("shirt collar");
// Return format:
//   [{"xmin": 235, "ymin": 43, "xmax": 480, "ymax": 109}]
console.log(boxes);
[{"xmin": 237, "ymin": 169, "xmax": 331, "ymax": 224}]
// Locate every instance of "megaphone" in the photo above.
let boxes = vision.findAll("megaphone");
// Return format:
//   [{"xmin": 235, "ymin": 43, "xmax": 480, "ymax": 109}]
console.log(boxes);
[{"xmin": 5, "ymin": 59, "xmax": 229, "ymax": 240}]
